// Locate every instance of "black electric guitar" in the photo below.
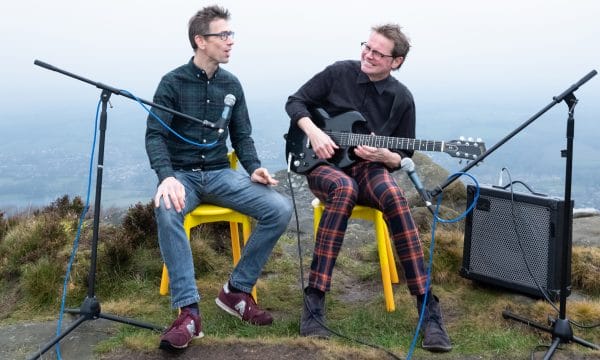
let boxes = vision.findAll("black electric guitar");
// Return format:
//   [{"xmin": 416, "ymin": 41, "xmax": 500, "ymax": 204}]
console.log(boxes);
[{"xmin": 285, "ymin": 109, "xmax": 486, "ymax": 175}]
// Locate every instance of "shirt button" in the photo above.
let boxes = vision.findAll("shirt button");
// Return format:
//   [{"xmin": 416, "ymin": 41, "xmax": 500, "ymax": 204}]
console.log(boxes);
[
  {"xmin": 202, "ymin": 139, "xmax": 207, "ymax": 143},
  {"xmin": 201, "ymin": 155, "xmax": 206, "ymax": 159},
  {"xmin": 206, "ymin": 99, "xmax": 210, "ymax": 103}
]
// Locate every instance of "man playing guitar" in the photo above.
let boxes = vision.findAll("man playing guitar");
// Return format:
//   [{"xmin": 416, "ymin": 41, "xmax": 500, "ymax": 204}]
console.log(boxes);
[{"xmin": 285, "ymin": 23, "xmax": 452, "ymax": 352}]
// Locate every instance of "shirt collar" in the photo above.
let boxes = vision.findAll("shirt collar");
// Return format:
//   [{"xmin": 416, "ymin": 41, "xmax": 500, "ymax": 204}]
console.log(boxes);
[
  {"xmin": 188, "ymin": 57, "xmax": 220, "ymax": 80},
  {"xmin": 357, "ymin": 70, "xmax": 391, "ymax": 95}
]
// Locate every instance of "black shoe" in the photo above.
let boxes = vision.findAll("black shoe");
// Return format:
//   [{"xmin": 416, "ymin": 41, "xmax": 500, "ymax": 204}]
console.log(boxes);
[
  {"xmin": 419, "ymin": 295, "xmax": 452, "ymax": 352},
  {"xmin": 300, "ymin": 287, "xmax": 330, "ymax": 338}
]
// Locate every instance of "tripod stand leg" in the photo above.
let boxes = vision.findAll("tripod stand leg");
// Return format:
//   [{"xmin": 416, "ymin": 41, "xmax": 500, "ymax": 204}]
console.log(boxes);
[
  {"xmin": 572, "ymin": 335, "xmax": 600, "ymax": 350},
  {"xmin": 99, "ymin": 312, "xmax": 164, "ymax": 331},
  {"xmin": 504, "ymin": 310, "xmax": 600, "ymax": 359},
  {"xmin": 502, "ymin": 310, "xmax": 553, "ymax": 333},
  {"xmin": 65, "ymin": 309, "xmax": 164, "ymax": 331},
  {"xmin": 28, "ymin": 301, "xmax": 163, "ymax": 360},
  {"xmin": 27, "ymin": 315, "xmax": 87, "ymax": 360},
  {"xmin": 542, "ymin": 337, "xmax": 562, "ymax": 360}
]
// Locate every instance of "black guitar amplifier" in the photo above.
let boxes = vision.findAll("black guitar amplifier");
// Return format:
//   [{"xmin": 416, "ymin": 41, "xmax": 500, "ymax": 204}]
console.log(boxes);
[{"xmin": 461, "ymin": 184, "xmax": 573, "ymax": 300}]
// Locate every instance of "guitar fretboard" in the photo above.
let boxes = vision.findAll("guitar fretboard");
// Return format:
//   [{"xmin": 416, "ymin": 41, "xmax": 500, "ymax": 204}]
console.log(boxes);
[{"xmin": 327, "ymin": 131, "xmax": 444, "ymax": 152}]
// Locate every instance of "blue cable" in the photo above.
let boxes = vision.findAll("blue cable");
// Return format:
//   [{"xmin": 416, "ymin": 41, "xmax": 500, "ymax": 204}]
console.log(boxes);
[
  {"xmin": 436, "ymin": 173, "xmax": 480, "ymax": 224},
  {"xmin": 405, "ymin": 172, "xmax": 480, "ymax": 359},
  {"xmin": 52, "ymin": 89, "xmax": 222, "ymax": 358},
  {"xmin": 54, "ymin": 100, "xmax": 100, "ymax": 359},
  {"xmin": 119, "ymin": 89, "xmax": 218, "ymax": 149}
]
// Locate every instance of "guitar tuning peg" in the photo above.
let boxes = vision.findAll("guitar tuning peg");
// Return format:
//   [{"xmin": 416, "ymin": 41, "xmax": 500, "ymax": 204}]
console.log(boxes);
[
  {"xmin": 459, "ymin": 136, "xmax": 465, "ymax": 141},
  {"xmin": 467, "ymin": 137, "xmax": 474, "ymax": 142},
  {"xmin": 476, "ymin": 137, "xmax": 482, "ymax": 143}
]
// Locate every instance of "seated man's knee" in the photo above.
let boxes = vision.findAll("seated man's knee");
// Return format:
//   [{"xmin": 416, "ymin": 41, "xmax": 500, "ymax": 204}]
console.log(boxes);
[
  {"xmin": 154, "ymin": 199, "xmax": 184, "ymax": 225},
  {"xmin": 382, "ymin": 185, "xmax": 408, "ymax": 207},
  {"xmin": 332, "ymin": 178, "xmax": 358, "ymax": 202},
  {"xmin": 272, "ymin": 194, "xmax": 293, "ymax": 227}
]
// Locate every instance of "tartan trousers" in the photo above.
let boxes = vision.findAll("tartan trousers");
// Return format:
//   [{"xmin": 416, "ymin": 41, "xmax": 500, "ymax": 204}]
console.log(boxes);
[{"xmin": 306, "ymin": 161, "xmax": 428, "ymax": 296}]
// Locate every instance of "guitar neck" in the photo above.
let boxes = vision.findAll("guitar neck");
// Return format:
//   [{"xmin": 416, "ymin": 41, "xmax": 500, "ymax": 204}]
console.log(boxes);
[{"xmin": 327, "ymin": 131, "xmax": 444, "ymax": 152}]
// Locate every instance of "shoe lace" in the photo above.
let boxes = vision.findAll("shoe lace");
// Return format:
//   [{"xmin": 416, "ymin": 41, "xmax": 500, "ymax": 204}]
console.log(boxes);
[
  {"xmin": 424, "ymin": 306, "xmax": 443, "ymax": 328},
  {"xmin": 310, "ymin": 306, "xmax": 324, "ymax": 317},
  {"xmin": 428, "ymin": 313, "xmax": 442, "ymax": 326},
  {"xmin": 244, "ymin": 293, "xmax": 269, "ymax": 317},
  {"xmin": 168, "ymin": 310, "xmax": 195, "ymax": 331},
  {"xmin": 246, "ymin": 294, "xmax": 260, "ymax": 309}
]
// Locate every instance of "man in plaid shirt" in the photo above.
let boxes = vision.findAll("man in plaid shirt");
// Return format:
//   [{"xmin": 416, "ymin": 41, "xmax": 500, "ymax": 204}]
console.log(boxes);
[{"xmin": 146, "ymin": 5, "xmax": 292, "ymax": 352}]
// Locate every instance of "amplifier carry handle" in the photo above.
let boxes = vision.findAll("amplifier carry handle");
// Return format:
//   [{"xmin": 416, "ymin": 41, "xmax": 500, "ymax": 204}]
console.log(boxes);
[{"xmin": 494, "ymin": 180, "xmax": 548, "ymax": 197}]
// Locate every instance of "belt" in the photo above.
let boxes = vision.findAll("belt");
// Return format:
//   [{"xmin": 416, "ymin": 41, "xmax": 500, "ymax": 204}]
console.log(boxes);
[{"xmin": 177, "ymin": 164, "xmax": 229, "ymax": 172}]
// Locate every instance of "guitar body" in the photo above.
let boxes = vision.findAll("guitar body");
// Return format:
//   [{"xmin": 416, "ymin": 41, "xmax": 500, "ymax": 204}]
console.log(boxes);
[
  {"xmin": 285, "ymin": 110, "xmax": 369, "ymax": 174},
  {"xmin": 285, "ymin": 109, "xmax": 486, "ymax": 175}
]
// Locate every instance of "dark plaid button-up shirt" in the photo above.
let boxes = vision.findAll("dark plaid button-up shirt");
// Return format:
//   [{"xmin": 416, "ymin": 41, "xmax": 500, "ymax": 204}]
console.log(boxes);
[{"xmin": 146, "ymin": 57, "xmax": 260, "ymax": 183}]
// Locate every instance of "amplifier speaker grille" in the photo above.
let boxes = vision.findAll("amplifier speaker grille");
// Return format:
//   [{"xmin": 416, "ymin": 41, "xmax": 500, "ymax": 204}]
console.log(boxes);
[{"xmin": 461, "ymin": 185, "xmax": 572, "ymax": 300}]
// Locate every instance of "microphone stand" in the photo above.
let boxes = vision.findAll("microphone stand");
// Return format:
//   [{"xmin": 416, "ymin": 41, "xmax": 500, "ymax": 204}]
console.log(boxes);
[
  {"xmin": 428, "ymin": 70, "xmax": 598, "ymax": 359},
  {"xmin": 33, "ymin": 60, "xmax": 220, "ymax": 129},
  {"xmin": 28, "ymin": 60, "xmax": 218, "ymax": 359}
]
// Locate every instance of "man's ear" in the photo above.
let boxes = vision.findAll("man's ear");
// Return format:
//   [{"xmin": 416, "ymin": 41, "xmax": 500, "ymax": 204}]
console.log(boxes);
[
  {"xmin": 194, "ymin": 35, "xmax": 206, "ymax": 50},
  {"xmin": 392, "ymin": 56, "xmax": 404, "ymax": 70}
]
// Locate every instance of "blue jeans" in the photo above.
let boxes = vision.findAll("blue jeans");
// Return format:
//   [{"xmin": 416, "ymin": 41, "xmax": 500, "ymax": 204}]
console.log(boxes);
[{"xmin": 154, "ymin": 169, "xmax": 292, "ymax": 309}]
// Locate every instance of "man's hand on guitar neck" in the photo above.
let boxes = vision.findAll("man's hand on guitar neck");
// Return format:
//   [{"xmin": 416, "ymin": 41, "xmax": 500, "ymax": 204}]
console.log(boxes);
[
  {"xmin": 353, "ymin": 131, "xmax": 402, "ymax": 169},
  {"xmin": 354, "ymin": 145, "xmax": 402, "ymax": 169},
  {"xmin": 297, "ymin": 117, "xmax": 339, "ymax": 159}
]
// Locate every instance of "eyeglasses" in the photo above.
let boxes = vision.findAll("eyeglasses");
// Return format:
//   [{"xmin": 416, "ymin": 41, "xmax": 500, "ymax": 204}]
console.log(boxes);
[
  {"xmin": 361, "ymin": 42, "xmax": 394, "ymax": 60},
  {"xmin": 202, "ymin": 31, "xmax": 235, "ymax": 41}
]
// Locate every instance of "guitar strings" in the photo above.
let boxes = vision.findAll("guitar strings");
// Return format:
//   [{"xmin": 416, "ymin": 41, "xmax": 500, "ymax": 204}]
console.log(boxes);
[{"xmin": 325, "ymin": 130, "xmax": 443, "ymax": 151}]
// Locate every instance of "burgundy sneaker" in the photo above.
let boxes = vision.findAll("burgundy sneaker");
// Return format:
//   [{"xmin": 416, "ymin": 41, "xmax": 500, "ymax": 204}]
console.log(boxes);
[
  {"xmin": 215, "ymin": 283, "xmax": 273, "ymax": 325},
  {"xmin": 159, "ymin": 308, "xmax": 204, "ymax": 351}
]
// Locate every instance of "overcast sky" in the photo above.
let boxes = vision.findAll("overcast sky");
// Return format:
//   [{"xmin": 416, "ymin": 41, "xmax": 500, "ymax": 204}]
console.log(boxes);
[
  {"xmin": 0, "ymin": 0, "xmax": 599, "ymax": 209},
  {"xmin": 1, "ymin": 0, "xmax": 598, "ymax": 111}
]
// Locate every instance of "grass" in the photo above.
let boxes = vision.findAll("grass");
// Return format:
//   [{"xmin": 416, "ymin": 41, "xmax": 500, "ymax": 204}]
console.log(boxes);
[{"xmin": 1, "ymin": 196, "xmax": 600, "ymax": 359}]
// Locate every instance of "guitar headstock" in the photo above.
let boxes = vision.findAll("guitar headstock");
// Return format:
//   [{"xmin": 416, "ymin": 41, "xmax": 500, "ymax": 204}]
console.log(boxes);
[{"xmin": 444, "ymin": 137, "xmax": 486, "ymax": 160}]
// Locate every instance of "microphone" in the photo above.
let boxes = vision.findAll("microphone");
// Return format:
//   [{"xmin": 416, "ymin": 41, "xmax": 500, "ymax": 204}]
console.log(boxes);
[
  {"xmin": 401, "ymin": 158, "xmax": 432, "ymax": 207},
  {"xmin": 214, "ymin": 94, "xmax": 236, "ymax": 133}
]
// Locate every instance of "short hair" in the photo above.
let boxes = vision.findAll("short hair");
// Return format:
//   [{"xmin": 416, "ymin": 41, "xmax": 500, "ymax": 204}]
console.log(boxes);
[
  {"xmin": 372, "ymin": 24, "xmax": 411, "ymax": 61},
  {"xmin": 188, "ymin": 5, "xmax": 231, "ymax": 50}
]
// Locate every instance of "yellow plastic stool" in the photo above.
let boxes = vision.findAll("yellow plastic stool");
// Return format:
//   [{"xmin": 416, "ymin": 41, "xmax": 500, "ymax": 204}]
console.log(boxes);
[
  {"xmin": 159, "ymin": 152, "xmax": 257, "ymax": 301},
  {"xmin": 311, "ymin": 198, "xmax": 399, "ymax": 312}
]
